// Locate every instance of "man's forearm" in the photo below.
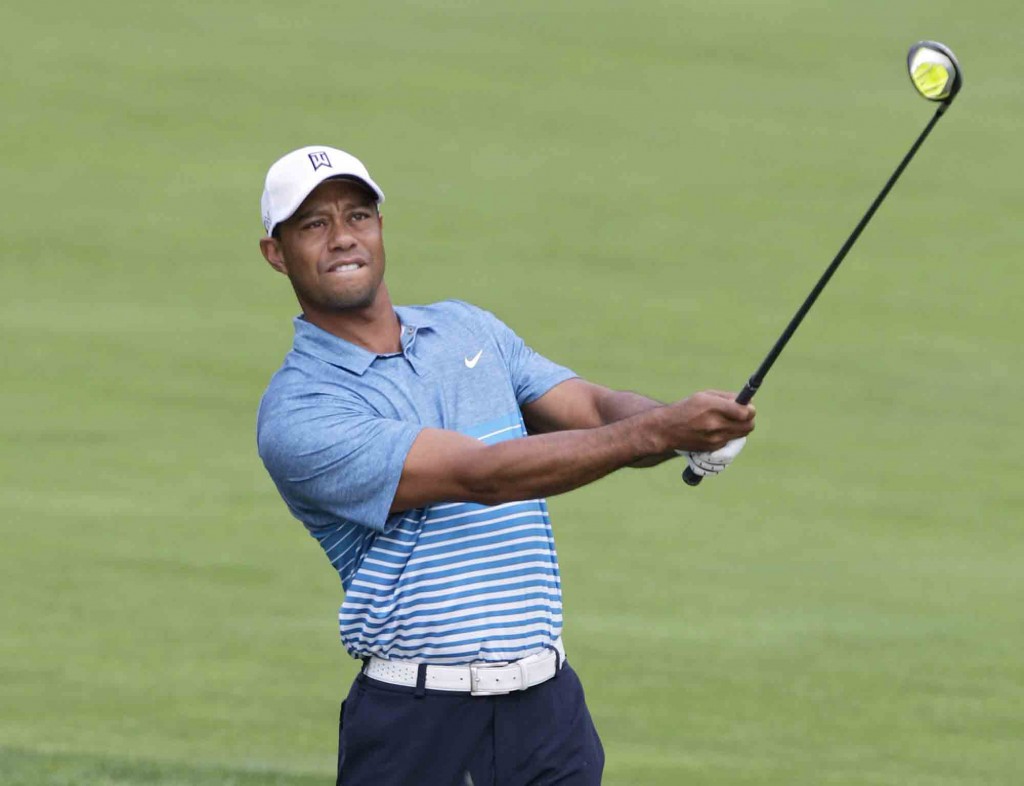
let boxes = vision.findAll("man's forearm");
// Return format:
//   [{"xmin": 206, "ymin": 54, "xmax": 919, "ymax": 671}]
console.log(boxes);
[
  {"xmin": 593, "ymin": 389, "xmax": 677, "ymax": 467},
  {"xmin": 594, "ymin": 389, "xmax": 664, "ymax": 423},
  {"xmin": 455, "ymin": 409, "xmax": 669, "ymax": 504}
]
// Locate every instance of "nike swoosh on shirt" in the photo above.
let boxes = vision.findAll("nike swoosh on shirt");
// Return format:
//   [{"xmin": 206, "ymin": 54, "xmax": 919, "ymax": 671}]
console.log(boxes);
[{"xmin": 464, "ymin": 349, "xmax": 484, "ymax": 368}]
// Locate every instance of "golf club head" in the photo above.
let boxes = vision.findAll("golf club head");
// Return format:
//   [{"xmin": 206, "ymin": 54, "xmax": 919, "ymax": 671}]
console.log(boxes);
[{"xmin": 907, "ymin": 41, "xmax": 963, "ymax": 103}]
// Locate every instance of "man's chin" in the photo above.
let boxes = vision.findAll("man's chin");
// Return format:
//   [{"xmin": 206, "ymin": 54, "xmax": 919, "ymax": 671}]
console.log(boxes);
[
  {"xmin": 320, "ymin": 288, "xmax": 379, "ymax": 313},
  {"xmin": 292, "ymin": 278, "xmax": 386, "ymax": 317}
]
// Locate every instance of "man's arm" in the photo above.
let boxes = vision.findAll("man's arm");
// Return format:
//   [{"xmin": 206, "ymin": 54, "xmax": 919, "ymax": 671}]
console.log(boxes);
[
  {"xmin": 390, "ymin": 390, "xmax": 755, "ymax": 512},
  {"xmin": 523, "ymin": 378, "xmax": 731, "ymax": 467}
]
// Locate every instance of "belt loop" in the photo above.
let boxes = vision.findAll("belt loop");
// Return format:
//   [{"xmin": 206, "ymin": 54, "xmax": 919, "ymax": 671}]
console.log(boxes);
[
  {"xmin": 543, "ymin": 643, "xmax": 562, "ymax": 676},
  {"xmin": 414, "ymin": 663, "xmax": 428, "ymax": 698},
  {"xmin": 360, "ymin": 656, "xmax": 371, "ymax": 674}
]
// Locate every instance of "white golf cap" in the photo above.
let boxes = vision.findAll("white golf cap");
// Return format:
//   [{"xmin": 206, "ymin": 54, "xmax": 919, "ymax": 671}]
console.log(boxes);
[{"xmin": 260, "ymin": 146, "xmax": 385, "ymax": 236}]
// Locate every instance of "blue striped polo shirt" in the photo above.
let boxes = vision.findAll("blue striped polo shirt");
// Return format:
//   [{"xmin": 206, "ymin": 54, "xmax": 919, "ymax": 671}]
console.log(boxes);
[{"xmin": 257, "ymin": 300, "xmax": 577, "ymax": 664}]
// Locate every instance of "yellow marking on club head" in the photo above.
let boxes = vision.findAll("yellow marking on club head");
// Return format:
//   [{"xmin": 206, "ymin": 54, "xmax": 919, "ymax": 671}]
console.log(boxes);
[{"xmin": 912, "ymin": 62, "xmax": 951, "ymax": 99}]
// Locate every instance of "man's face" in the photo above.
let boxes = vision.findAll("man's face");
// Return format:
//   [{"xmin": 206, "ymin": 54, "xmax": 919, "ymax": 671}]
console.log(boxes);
[{"xmin": 260, "ymin": 179, "xmax": 386, "ymax": 314}]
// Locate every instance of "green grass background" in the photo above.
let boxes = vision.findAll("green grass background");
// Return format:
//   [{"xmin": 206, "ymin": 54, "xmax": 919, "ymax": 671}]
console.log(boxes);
[{"xmin": 2, "ymin": 0, "xmax": 1021, "ymax": 783}]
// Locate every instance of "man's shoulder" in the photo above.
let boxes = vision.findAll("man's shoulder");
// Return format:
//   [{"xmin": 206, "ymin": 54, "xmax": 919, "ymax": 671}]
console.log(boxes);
[
  {"xmin": 259, "ymin": 356, "xmax": 307, "ymax": 401},
  {"xmin": 257, "ymin": 352, "xmax": 361, "ymax": 429}
]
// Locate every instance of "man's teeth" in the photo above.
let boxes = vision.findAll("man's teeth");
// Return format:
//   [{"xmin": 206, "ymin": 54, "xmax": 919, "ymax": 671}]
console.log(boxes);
[{"xmin": 335, "ymin": 263, "xmax": 360, "ymax": 272}]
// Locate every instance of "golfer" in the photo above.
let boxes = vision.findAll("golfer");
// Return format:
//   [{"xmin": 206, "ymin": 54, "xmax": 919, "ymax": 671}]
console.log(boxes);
[{"xmin": 256, "ymin": 146, "xmax": 756, "ymax": 785}]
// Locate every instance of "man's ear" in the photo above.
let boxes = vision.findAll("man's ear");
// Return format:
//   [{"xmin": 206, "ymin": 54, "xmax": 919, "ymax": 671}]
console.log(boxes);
[{"xmin": 259, "ymin": 237, "xmax": 288, "ymax": 275}]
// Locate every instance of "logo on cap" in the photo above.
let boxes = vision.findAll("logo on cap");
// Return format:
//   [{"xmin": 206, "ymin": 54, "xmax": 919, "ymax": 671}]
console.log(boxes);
[{"xmin": 308, "ymin": 151, "xmax": 332, "ymax": 171}]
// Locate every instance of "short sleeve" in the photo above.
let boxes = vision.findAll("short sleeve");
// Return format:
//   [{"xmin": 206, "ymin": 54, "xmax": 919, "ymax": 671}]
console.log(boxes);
[
  {"xmin": 257, "ymin": 393, "xmax": 423, "ymax": 532},
  {"xmin": 472, "ymin": 306, "xmax": 577, "ymax": 405}
]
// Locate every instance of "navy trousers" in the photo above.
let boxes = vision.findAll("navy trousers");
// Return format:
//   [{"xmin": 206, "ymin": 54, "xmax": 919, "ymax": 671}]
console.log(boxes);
[{"xmin": 336, "ymin": 661, "xmax": 604, "ymax": 785}]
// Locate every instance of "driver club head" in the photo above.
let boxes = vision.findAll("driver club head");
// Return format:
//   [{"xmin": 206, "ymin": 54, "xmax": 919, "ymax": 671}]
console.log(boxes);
[{"xmin": 907, "ymin": 41, "xmax": 963, "ymax": 103}]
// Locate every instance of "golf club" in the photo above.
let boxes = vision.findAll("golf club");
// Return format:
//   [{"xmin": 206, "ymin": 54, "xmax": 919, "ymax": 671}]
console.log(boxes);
[{"xmin": 683, "ymin": 41, "xmax": 963, "ymax": 487}]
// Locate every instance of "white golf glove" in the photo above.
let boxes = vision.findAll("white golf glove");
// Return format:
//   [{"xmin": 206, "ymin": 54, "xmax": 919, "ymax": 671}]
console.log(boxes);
[{"xmin": 680, "ymin": 437, "xmax": 747, "ymax": 478}]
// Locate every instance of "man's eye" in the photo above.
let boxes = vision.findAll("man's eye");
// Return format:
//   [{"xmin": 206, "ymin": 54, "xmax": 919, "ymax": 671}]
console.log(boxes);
[
  {"xmin": 303, "ymin": 220, "xmax": 325, "ymax": 230},
  {"xmin": 351, "ymin": 211, "xmax": 372, "ymax": 221}
]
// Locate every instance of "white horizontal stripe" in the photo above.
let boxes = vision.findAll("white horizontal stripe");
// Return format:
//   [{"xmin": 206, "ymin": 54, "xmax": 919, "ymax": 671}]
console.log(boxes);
[
  {"xmin": 346, "ymin": 558, "xmax": 558, "ymax": 597},
  {"xmin": 348, "ymin": 587, "xmax": 561, "ymax": 624},
  {"xmin": 405, "ymin": 536, "xmax": 554, "ymax": 571},
  {"xmin": 340, "ymin": 572, "xmax": 560, "ymax": 620},
  {"xmin": 350, "ymin": 550, "xmax": 556, "ymax": 590},
  {"xmin": 354, "ymin": 623, "xmax": 564, "ymax": 654},
  {"xmin": 366, "ymin": 643, "xmax": 560, "ymax": 664},
  {"xmin": 361, "ymin": 547, "xmax": 556, "ymax": 587},
  {"xmin": 376, "ymin": 535, "xmax": 418, "ymax": 548},
  {"xmin": 346, "ymin": 619, "xmax": 562, "ymax": 651},
  {"xmin": 364, "ymin": 546, "xmax": 413, "ymax": 561},
  {"xmin": 354, "ymin": 567, "xmax": 408, "ymax": 581},
  {"xmin": 412, "ymin": 522, "xmax": 549, "ymax": 553},
  {"xmin": 418, "ymin": 510, "xmax": 546, "ymax": 540},
  {"xmin": 427, "ymin": 501, "xmax": 465, "ymax": 511},
  {"xmin": 478, "ymin": 424, "xmax": 522, "ymax": 441},
  {"xmin": 345, "ymin": 617, "xmax": 564, "ymax": 653},
  {"xmin": 421, "ymin": 500, "xmax": 529, "ymax": 526},
  {"xmin": 360, "ymin": 559, "xmax": 409, "ymax": 574},
  {"xmin": 345, "ymin": 596, "xmax": 561, "ymax": 634},
  {"xmin": 339, "ymin": 589, "xmax": 561, "ymax": 626}
]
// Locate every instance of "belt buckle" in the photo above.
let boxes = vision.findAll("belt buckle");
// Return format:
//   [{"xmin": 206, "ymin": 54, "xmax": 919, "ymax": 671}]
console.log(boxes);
[
  {"xmin": 468, "ymin": 662, "xmax": 512, "ymax": 696},
  {"xmin": 469, "ymin": 661, "xmax": 531, "ymax": 696}
]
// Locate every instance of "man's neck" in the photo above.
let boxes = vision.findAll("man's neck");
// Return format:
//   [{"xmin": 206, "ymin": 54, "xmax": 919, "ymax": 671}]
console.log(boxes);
[{"xmin": 302, "ymin": 289, "xmax": 402, "ymax": 355}]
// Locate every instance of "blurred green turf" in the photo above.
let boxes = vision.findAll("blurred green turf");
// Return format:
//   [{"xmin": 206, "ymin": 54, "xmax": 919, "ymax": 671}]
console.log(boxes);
[
  {"xmin": 2, "ymin": 0, "xmax": 1022, "ymax": 783},
  {"xmin": 0, "ymin": 747, "xmax": 324, "ymax": 786}
]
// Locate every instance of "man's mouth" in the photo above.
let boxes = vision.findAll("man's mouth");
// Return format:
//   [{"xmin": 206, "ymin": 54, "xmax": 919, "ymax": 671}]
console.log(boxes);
[{"xmin": 326, "ymin": 260, "xmax": 365, "ymax": 274}]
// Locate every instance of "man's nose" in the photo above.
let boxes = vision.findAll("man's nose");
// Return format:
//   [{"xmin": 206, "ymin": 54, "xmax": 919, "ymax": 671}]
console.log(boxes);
[{"xmin": 329, "ymin": 221, "xmax": 356, "ymax": 249}]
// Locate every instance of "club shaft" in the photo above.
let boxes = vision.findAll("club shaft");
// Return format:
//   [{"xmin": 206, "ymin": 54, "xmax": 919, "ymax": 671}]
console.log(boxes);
[
  {"xmin": 684, "ymin": 103, "xmax": 949, "ymax": 486},
  {"xmin": 742, "ymin": 103, "xmax": 948, "ymax": 401}
]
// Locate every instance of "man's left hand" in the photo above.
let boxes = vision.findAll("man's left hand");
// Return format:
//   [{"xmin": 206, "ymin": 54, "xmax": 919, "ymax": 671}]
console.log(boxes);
[{"xmin": 680, "ymin": 437, "xmax": 747, "ymax": 478}]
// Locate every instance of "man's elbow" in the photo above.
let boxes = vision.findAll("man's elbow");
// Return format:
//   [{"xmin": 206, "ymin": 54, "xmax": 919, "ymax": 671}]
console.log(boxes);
[{"xmin": 449, "ymin": 457, "xmax": 511, "ymax": 506}]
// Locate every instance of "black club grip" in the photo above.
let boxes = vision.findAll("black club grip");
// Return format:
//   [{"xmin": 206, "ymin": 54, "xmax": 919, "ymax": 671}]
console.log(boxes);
[{"xmin": 682, "ymin": 465, "xmax": 704, "ymax": 486}]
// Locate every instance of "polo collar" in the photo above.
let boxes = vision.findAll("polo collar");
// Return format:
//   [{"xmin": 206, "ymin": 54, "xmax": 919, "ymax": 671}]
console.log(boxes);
[{"xmin": 292, "ymin": 308, "xmax": 434, "ymax": 376}]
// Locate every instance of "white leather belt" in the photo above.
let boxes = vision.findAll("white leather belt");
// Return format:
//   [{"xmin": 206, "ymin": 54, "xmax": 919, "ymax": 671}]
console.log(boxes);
[{"xmin": 362, "ymin": 639, "xmax": 565, "ymax": 696}]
